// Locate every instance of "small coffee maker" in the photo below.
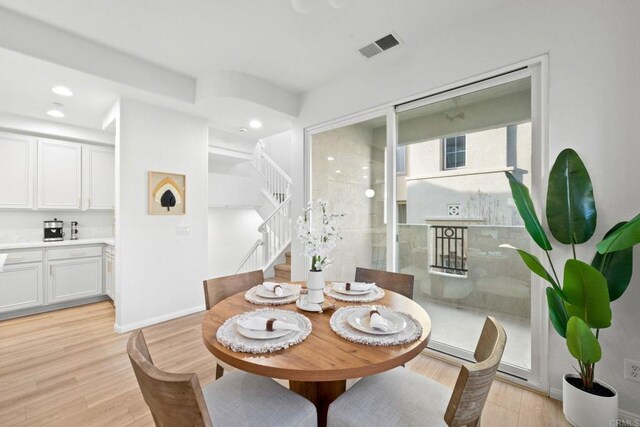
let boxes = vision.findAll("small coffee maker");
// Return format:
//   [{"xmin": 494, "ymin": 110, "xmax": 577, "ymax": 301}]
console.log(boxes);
[
  {"xmin": 70, "ymin": 221, "xmax": 79, "ymax": 240},
  {"xmin": 43, "ymin": 218, "xmax": 64, "ymax": 242}
]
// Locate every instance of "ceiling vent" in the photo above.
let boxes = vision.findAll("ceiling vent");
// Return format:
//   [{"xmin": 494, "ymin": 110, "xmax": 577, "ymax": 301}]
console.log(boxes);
[{"xmin": 358, "ymin": 33, "xmax": 401, "ymax": 58}]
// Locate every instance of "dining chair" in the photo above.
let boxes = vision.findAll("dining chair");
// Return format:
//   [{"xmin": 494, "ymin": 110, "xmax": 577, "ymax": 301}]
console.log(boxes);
[
  {"xmin": 327, "ymin": 316, "xmax": 507, "ymax": 427},
  {"xmin": 354, "ymin": 267, "xmax": 414, "ymax": 299},
  {"xmin": 203, "ymin": 269, "xmax": 264, "ymax": 378},
  {"xmin": 127, "ymin": 330, "xmax": 317, "ymax": 427}
]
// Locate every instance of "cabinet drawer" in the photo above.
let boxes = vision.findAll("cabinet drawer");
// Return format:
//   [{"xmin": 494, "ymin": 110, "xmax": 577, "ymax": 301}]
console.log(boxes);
[
  {"xmin": 47, "ymin": 246, "xmax": 103, "ymax": 261},
  {"xmin": 1, "ymin": 250, "xmax": 43, "ymax": 265},
  {"xmin": 48, "ymin": 257, "xmax": 103, "ymax": 304},
  {"xmin": 0, "ymin": 263, "xmax": 43, "ymax": 313}
]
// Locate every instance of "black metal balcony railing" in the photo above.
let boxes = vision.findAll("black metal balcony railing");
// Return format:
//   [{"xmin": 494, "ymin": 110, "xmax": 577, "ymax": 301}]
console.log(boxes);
[{"xmin": 430, "ymin": 225, "xmax": 468, "ymax": 275}]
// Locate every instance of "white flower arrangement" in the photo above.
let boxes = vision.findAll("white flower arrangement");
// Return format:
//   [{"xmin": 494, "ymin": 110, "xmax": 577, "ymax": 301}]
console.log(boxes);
[{"xmin": 296, "ymin": 199, "xmax": 345, "ymax": 272}]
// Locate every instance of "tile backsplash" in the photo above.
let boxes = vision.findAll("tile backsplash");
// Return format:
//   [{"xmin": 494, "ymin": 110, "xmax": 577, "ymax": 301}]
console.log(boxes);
[{"xmin": 0, "ymin": 210, "xmax": 114, "ymax": 243}]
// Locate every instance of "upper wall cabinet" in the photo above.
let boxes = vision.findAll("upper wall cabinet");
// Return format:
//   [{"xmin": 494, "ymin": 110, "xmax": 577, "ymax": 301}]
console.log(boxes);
[
  {"xmin": 0, "ymin": 132, "xmax": 35, "ymax": 209},
  {"xmin": 37, "ymin": 139, "xmax": 82, "ymax": 210},
  {"xmin": 82, "ymin": 145, "xmax": 115, "ymax": 210}
]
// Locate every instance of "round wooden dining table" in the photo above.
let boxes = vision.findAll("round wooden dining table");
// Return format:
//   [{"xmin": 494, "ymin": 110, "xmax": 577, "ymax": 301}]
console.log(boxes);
[{"xmin": 201, "ymin": 282, "xmax": 431, "ymax": 427}]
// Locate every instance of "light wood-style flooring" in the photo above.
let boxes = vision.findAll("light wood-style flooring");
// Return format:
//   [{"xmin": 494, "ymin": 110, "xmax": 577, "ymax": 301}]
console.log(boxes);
[{"xmin": 0, "ymin": 301, "xmax": 569, "ymax": 426}]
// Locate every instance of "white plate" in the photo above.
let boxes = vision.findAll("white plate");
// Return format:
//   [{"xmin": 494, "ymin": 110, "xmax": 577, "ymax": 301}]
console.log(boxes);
[
  {"xmin": 256, "ymin": 284, "xmax": 296, "ymax": 299},
  {"xmin": 296, "ymin": 298, "xmax": 322, "ymax": 313},
  {"xmin": 347, "ymin": 307, "xmax": 407, "ymax": 335},
  {"xmin": 331, "ymin": 282, "xmax": 374, "ymax": 295},
  {"xmin": 236, "ymin": 312, "xmax": 298, "ymax": 340}
]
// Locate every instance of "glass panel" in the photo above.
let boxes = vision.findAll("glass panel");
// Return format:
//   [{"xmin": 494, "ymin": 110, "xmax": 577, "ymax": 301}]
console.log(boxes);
[
  {"xmin": 310, "ymin": 115, "xmax": 387, "ymax": 280},
  {"xmin": 396, "ymin": 77, "xmax": 533, "ymax": 370}
]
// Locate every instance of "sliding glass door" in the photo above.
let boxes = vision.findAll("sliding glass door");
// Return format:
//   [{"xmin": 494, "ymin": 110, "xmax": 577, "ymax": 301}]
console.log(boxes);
[
  {"xmin": 308, "ymin": 114, "xmax": 389, "ymax": 281},
  {"xmin": 306, "ymin": 66, "xmax": 545, "ymax": 384},
  {"xmin": 395, "ymin": 74, "xmax": 535, "ymax": 376}
]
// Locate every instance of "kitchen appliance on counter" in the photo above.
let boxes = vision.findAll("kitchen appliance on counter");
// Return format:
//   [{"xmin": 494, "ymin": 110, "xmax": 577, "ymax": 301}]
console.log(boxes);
[
  {"xmin": 43, "ymin": 218, "xmax": 64, "ymax": 242},
  {"xmin": 70, "ymin": 221, "xmax": 79, "ymax": 240}
]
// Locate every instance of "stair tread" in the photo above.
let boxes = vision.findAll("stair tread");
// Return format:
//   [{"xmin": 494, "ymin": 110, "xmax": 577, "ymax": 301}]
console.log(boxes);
[{"xmin": 274, "ymin": 263, "xmax": 291, "ymax": 271}]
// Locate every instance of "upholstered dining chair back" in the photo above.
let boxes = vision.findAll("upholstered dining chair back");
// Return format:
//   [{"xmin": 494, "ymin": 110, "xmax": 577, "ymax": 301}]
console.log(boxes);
[
  {"xmin": 444, "ymin": 316, "xmax": 507, "ymax": 427},
  {"xmin": 203, "ymin": 269, "xmax": 264, "ymax": 310},
  {"xmin": 354, "ymin": 267, "xmax": 414, "ymax": 299},
  {"xmin": 127, "ymin": 330, "xmax": 212, "ymax": 427}
]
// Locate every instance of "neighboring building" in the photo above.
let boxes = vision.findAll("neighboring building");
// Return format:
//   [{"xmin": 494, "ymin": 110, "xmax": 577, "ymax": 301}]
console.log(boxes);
[{"xmin": 399, "ymin": 122, "xmax": 532, "ymax": 226}]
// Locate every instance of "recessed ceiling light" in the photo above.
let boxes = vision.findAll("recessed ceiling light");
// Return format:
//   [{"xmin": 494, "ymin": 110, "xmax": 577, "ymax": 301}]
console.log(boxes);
[
  {"xmin": 249, "ymin": 120, "xmax": 262, "ymax": 129},
  {"xmin": 365, "ymin": 189, "xmax": 375, "ymax": 198},
  {"xmin": 47, "ymin": 103, "xmax": 65, "ymax": 118},
  {"xmin": 327, "ymin": 156, "xmax": 335, "ymax": 161},
  {"xmin": 362, "ymin": 166, "xmax": 369, "ymax": 170},
  {"xmin": 363, "ymin": 175, "xmax": 368, "ymax": 179},
  {"xmin": 335, "ymin": 170, "xmax": 342, "ymax": 174},
  {"xmin": 52, "ymin": 86, "xmax": 73, "ymax": 97}
]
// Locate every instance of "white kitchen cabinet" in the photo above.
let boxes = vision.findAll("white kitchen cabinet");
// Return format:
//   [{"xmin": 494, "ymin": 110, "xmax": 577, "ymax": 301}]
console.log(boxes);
[
  {"xmin": 0, "ymin": 132, "xmax": 35, "ymax": 209},
  {"xmin": 82, "ymin": 145, "xmax": 114, "ymax": 210},
  {"xmin": 0, "ymin": 262, "xmax": 43, "ymax": 313},
  {"xmin": 37, "ymin": 139, "xmax": 82, "ymax": 210},
  {"xmin": 48, "ymin": 257, "xmax": 103, "ymax": 304},
  {"xmin": 105, "ymin": 246, "xmax": 115, "ymax": 304}
]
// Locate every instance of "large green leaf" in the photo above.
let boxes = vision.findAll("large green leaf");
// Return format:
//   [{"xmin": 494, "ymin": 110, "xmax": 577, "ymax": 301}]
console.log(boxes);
[
  {"xmin": 546, "ymin": 287, "xmax": 569, "ymax": 338},
  {"xmin": 563, "ymin": 259, "xmax": 611, "ymax": 329},
  {"xmin": 500, "ymin": 244, "xmax": 563, "ymax": 297},
  {"xmin": 505, "ymin": 172, "xmax": 552, "ymax": 250},
  {"xmin": 592, "ymin": 222, "xmax": 633, "ymax": 301},
  {"xmin": 546, "ymin": 149, "xmax": 597, "ymax": 244},
  {"xmin": 566, "ymin": 317, "xmax": 602, "ymax": 364},
  {"xmin": 597, "ymin": 213, "xmax": 640, "ymax": 254}
]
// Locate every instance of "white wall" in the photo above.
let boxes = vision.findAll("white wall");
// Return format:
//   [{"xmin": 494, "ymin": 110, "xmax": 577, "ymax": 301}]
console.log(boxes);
[
  {"xmin": 115, "ymin": 98, "xmax": 208, "ymax": 331},
  {"xmin": 207, "ymin": 207, "xmax": 262, "ymax": 278},
  {"xmin": 291, "ymin": 0, "xmax": 640, "ymax": 415},
  {"xmin": 207, "ymin": 160, "xmax": 262, "ymax": 207},
  {"xmin": 261, "ymin": 130, "xmax": 293, "ymax": 176}
]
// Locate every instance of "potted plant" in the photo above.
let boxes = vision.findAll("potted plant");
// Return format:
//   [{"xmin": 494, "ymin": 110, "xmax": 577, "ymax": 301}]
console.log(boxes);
[
  {"xmin": 503, "ymin": 149, "xmax": 639, "ymax": 427},
  {"xmin": 296, "ymin": 199, "xmax": 344, "ymax": 304}
]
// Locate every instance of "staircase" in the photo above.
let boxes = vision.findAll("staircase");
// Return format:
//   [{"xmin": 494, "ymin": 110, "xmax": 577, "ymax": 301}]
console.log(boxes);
[
  {"xmin": 271, "ymin": 251, "xmax": 292, "ymax": 282},
  {"xmin": 234, "ymin": 142, "xmax": 292, "ymax": 277}
]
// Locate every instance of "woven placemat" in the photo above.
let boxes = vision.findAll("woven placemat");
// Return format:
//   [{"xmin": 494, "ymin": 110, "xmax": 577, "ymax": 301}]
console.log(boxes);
[
  {"xmin": 324, "ymin": 283, "xmax": 385, "ymax": 302},
  {"xmin": 329, "ymin": 305, "xmax": 422, "ymax": 346},
  {"xmin": 216, "ymin": 308, "xmax": 311, "ymax": 354},
  {"xmin": 244, "ymin": 284, "xmax": 301, "ymax": 306}
]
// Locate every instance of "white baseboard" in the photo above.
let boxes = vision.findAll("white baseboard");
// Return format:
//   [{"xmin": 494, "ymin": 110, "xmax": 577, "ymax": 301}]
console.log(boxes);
[
  {"xmin": 549, "ymin": 387, "xmax": 640, "ymax": 423},
  {"xmin": 549, "ymin": 386, "xmax": 563, "ymax": 401},
  {"xmin": 619, "ymin": 409, "xmax": 640, "ymax": 424},
  {"xmin": 113, "ymin": 304, "xmax": 205, "ymax": 333}
]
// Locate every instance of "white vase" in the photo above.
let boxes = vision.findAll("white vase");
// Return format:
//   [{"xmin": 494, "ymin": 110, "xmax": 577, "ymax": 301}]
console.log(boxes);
[
  {"xmin": 307, "ymin": 270, "xmax": 325, "ymax": 304},
  {"xmin": 563, "ymin": 374, "xmax": 618, "ymax": 427}
]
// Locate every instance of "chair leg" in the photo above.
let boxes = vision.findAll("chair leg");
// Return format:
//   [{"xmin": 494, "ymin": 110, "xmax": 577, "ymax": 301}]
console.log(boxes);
[{"xmin": 215, "ymin": 363, "xmax": 224, "ymax": 380}]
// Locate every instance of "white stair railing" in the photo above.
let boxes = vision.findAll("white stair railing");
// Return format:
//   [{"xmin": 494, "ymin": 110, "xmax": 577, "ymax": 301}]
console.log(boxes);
[{"xmin": 235, "ymin": 145, "xmax": 292, "ymax": 275}]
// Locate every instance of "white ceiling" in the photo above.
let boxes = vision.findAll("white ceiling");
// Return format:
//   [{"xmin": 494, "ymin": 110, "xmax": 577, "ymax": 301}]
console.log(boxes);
[
  {"xmin": 0, "ymin": 0, "xmax": 509, "ymax": 94},
  {"xmin": 0, "ymin": 0, "xmax": 513, "ymax": 136}
]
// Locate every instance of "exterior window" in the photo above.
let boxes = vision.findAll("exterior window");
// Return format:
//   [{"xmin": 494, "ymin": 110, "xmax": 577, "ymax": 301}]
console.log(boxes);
[
  {"xmin": 396, "ymin": 145, "xmax": 407, "ymax": 175},
  {"xmin": 443, "ymin": 135, "xmax": 466, "ymax": 169}
]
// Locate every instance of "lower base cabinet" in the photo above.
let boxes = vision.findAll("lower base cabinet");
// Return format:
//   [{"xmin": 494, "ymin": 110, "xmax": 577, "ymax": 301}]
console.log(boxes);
[
  {"xmin": 48, "ymin": 257, "xmax": 103, "ymax": 304},
  {"xmin": 0, "ymin": 263, "xmax": 43, "ymax": 313}
]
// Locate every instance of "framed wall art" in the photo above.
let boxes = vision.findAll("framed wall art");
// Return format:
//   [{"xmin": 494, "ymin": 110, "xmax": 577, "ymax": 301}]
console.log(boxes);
[{"xmin": 148, "ymin": 171, "xmax": 186, "ymax": 215}]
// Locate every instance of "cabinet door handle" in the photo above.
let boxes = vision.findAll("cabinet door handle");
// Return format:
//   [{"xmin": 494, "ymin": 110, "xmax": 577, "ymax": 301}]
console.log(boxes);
[{"xmin": 49, "ymin": 265, "xmax": 53, "ymax": 276}]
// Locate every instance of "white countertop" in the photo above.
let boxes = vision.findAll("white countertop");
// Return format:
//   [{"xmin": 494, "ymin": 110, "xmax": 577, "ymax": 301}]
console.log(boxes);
[{"xmin": 0, "ymin": 238, "xmax": 115, "ymax": 251}]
